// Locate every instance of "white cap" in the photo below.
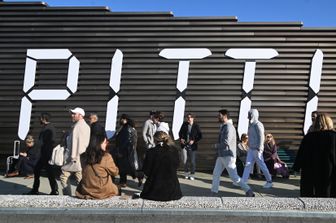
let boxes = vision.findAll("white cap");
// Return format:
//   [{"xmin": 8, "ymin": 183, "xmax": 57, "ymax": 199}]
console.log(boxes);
[{"xmin": 70, "ymin": 107, "xmax": 85, "ymax": 117}]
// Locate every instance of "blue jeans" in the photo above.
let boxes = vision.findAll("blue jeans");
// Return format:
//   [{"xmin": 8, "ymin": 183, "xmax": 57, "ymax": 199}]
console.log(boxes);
[{"xmin": 182, "ymin": 148, "xmax": 196, "ymax": 174}]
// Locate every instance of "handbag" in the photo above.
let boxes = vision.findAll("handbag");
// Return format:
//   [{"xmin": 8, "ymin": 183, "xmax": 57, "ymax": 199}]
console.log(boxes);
[
  {"xmin": 48, "ymin": 144, "xmax": 65, "ymax": 166},
  {"xmin": 61, "ymin": 160, "xmax": 82, "ymax": 172},
  {"xmin": 274, "ymin": 162, "xmax": 282, "ymax": 169}
]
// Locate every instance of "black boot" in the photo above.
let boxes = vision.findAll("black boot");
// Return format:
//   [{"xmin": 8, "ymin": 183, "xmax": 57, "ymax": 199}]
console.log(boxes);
[
  {"xmin": 50, "ymin": 190, "xmax": 59, "ymax": 195},
  {"xmin": 137, "ymin": 177, "xmax": 143, "ymax": 187},
  {"xmin": 136, "ymin": 171, "xmax": 144, "ymax": 187}
]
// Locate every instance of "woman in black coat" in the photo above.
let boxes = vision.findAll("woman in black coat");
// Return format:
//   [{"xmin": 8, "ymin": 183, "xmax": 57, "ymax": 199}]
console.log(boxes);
[
  {"xmin": 140, "ymin": 131, "xmax": 182, "ymax": 201},
  {"xmin": 293, "ymin": 113, "xmax": 336, "ymax": 197},
  {"xmin": 114, "ymin": 114, "xmax": 138, "ymax": 187}
]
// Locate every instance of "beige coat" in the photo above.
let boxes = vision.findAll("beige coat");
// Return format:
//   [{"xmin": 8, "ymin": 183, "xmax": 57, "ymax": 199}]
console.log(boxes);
[
  {"xmin": 76, "ymin": 153, "xmax": 119, "ymax": 199},
  {"xmin": 62, "ymin": 119, "xmax": 90, "ymax": 172},
  {"xmin": 68, "ymin": 119, "xmax": 90, "ymax": 162}
]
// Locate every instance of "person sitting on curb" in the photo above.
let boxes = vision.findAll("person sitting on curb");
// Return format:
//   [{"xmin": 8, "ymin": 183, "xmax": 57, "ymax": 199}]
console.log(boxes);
[
  {"xmin": 6, "ymin": 135, "xmax": 40, "ymax": 179},
  {"xmin": 76, "ymin": 131, "xmax": 119, "ymax": 199},
  {"xmin": 138, "ymin": 131, "xmax": 182, "ymax": 201},
  {"xmin": 263, "ymin": 133, "xmax": 289, "ymax": 179}
]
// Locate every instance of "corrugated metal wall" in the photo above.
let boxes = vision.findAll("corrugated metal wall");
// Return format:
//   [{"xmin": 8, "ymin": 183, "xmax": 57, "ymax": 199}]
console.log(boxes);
[{"xmin": 1, "ymin": 2, "xmax": 336, "ymax": 170}]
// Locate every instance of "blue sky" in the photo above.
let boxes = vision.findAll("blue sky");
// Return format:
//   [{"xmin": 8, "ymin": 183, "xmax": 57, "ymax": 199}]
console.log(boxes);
[{"xmin": 5, "ymin": 0, "xmax": 336, "ymax": 27}]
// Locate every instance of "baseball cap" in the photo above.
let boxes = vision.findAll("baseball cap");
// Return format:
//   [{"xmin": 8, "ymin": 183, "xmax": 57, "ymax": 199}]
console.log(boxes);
[{"xmin": 70, "ymin": 107, "xmax": 85, "ymax": 117}]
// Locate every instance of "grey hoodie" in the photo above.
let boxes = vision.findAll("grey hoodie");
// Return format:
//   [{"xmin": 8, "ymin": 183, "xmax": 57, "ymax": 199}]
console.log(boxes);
[
  {"xmin": 216, "ymin": 122, "xmax": 237, "ymax": 157},
  {"xmin": 248, "ymin": 109, "xmax": 265, "ymax": 151}
]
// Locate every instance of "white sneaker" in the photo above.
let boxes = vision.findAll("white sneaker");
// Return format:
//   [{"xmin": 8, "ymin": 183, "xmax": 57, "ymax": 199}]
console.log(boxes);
[
  {"xmin": 184, "ymin": 172, "xmax": 190, "ymax": 179},
  {"xmin": 263, "ymin": 182, "xmax": 273, "ymax": 189},
  {"xmin": 189, "ymin": 176, "xmax": 195, "ymax": 180}
]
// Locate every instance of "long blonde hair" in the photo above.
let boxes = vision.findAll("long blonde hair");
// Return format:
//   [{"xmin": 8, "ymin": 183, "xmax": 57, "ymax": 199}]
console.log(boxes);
[
  {"xmin": 154, "ymin": 131, "xmax": 175, "ymax": 148},
  {"xmin": 265, "ymin": 133, "xmax": 276, "ymax": 146},
  {"xmin": 313, "ymin": 113, "xmax": 334, "ymax": 131}
]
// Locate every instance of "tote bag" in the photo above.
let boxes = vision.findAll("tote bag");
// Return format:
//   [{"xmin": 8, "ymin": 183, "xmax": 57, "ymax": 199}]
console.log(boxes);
[{"xmin": 48, "ymin": 144, "xmax": 65, "ymax": 166}]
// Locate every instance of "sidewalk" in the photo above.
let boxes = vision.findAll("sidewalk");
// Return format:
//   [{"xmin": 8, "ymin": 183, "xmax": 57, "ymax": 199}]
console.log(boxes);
[
  {"xmin": 2, "ymin": 171, "xmax": 336, "ymax": 223},
  {"xmin": 0, "ymin": 170, "xmax": 300, "ymax": 197}
]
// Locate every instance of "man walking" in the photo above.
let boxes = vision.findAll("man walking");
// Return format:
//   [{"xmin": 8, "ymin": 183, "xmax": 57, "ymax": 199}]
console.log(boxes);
[
  {"xmin": 88, "ymin": 112, "xmax": 105, "ymax": 137},
  {"xmin": 27, "ymin": 113, "xmax": 58, "ymax": 195},
  {"xmin": 211, "ymin": 109, "xmax": 254, "ymax": 197},
  {"xmin": 242, "ymin": 108, "xmax": 273, "ymax": 188},
  {"xmin": 61, "ymin": 107, "xmax": 90, "ymax": 195}
]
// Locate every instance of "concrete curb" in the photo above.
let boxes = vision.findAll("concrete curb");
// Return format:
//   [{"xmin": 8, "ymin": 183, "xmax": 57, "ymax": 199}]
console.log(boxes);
[{"xmin": 0, "ymin": 195, "xmax": 335, "ymax": 223}]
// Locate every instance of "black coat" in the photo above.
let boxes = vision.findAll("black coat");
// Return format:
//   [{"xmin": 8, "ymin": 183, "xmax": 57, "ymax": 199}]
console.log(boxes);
[
  {"xmin": 178, "ymin": 122, "xmax": 202, "ymax": 151},
  {"xmin": 90, "ymin": 122, "xmax": 106, "ymax": 138},
  {"xmin": 17, "ymin": 144, "xmax": 40, "ymax": 176},
  {"xmin": 293, "ymin": 130, "xmax": 336, "ymax": 197},
  {"xmin": 114, "ymin": 124, "xmax": 137, "ymax": 176},
  {"xmin": 38, "ymin": 123, "xmax": 56, "ymax": 161},
  {"xmin": 22, "ymin": 144, "xmax": 40, "ymax": 162},
  {"xmin": 140, "ymin": 144, "xmax": 182, "ymax": 201}
]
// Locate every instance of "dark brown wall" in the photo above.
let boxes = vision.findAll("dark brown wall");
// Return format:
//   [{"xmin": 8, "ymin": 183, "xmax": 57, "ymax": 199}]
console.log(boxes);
[{"xmin": 1, "ymin": 2, "xmax": 336, "ymax": 170}]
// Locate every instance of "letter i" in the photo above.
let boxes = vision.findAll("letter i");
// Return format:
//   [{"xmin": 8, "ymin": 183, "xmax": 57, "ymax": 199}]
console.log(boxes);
[
  {"xmin": 303, "ymin": 49, "xmax": 323, "ymax": 134},
  {"xmin": 225, "ymin": 48, "xmax": 278, "ymax": 137},
  {"xmin": 159, "ymin": 48, "xmax": 211, "ymax": 139}
]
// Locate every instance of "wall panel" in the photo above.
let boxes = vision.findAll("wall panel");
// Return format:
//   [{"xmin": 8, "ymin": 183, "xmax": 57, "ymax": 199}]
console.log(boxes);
[{"xmin": 1, "ymin": 2, "xmax": 335, "ymax": 170}]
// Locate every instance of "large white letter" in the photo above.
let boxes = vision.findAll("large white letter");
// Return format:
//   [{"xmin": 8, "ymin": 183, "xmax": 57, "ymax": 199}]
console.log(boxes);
[
  {"xmin": 160, "ymin": 48, "xmax": 211, "ymax": 140},
  {"xmin": 225, "ymin": 49, "xmax": 278, "ymax": 137},
  {"xmin": 303, "ymin": 49, "xmax": 323, "ymax": 134},
  {"xmin": 18, "ymin": 49, "xmax": 79, "ymax": 140},
  {"xmin": 105, "ymin": 49, "xmax": 123, "ymax": 138}
]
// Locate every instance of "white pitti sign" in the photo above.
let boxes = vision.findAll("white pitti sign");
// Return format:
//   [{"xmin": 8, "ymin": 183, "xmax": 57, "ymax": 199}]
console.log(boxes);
[{"xmin": 18, "ymin": 48, "xmax": 322, "ymax": 140}]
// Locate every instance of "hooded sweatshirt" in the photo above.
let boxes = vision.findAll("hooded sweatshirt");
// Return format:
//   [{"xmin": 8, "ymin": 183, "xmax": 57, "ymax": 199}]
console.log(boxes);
[
  {"xmin": 216, "ymin": 121, "xmax": 237, "ymax": 158},
  {"xmin": 248, "ymin": 109, "xmax": 265, "ymax": 151}
]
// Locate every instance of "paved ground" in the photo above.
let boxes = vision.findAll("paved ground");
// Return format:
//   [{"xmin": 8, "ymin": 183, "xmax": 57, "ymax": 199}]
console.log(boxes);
[
  {"xmin": 3, "ymin": 170, "xmax": 336, "ymax": 223},
  {"xmin": 0, "ymin": 170, "xmax": 300, "ymax": 197}
]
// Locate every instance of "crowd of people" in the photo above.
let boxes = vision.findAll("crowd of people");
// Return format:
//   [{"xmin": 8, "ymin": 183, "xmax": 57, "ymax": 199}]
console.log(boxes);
[{"xmin": 4, "ymin": 108, "xmax": 336, "ymax": 199}]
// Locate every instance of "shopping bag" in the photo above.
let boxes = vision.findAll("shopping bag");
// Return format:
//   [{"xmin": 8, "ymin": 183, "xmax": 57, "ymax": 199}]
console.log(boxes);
[{"xmin": 48, "ymin": 144, "xmax": 65, "ymax": 166}]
